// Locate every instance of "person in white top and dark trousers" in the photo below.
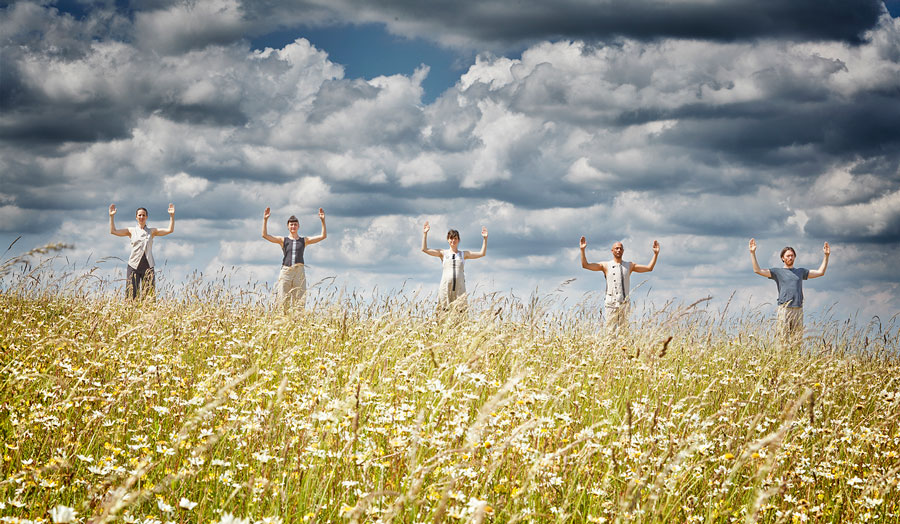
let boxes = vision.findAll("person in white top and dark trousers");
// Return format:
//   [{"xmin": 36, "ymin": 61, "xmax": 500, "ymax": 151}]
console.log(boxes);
[{"xmin": 109, "ymin": 203, "xmax": 175, "ymax": 299}]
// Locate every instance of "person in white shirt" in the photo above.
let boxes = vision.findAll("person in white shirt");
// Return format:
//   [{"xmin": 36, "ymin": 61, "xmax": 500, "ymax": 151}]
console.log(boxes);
[
  {"xmin": 580, "ymin": 238, "xmax": 659, "ymax": 334},
  {"xmin": 109, "ymin": 203, "xmax": 175, "ymax": 299}
]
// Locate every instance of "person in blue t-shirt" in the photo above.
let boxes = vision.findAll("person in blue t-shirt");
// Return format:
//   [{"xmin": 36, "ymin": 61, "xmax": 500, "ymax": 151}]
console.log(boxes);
[{"xmin": 749, "ymin": 238, "xmax": 830, "ymax": 347}]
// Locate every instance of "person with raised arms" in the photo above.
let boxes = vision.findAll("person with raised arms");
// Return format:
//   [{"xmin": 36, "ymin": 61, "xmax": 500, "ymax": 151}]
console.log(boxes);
[
  {"xmin": 263, "ymin": 207, "xmax": 326, "ymax": 311},
  {"xmin": 109, "ymin": 203, "xmax": 175, "ymax": 299},
  {"xmin": 749, "ymin": 238, "xmax": 829, "ymax": 347},
  {"xmin": 580, "ymin": 237, "xmax": 660, "ymax": 334},
  {"xmin": 422, "ymin": 222, "xmax": 487, "ymax": 308}
]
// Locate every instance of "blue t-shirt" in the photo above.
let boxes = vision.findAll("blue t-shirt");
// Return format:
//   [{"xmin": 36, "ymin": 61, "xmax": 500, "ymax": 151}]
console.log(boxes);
[{"xmin": 768, "ymin": 267, "xmax": 810, "ymax": 307}]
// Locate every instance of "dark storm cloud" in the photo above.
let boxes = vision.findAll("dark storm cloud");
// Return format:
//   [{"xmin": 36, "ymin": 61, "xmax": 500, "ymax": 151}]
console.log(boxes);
[
  {"xmin": 660, "ymin": 95, "xmax": 900, "ymax": 167},
  {"xmin": 112, "ymin": 0, "xmax": 886, "ymax": 48},
  {"xmin": 0, "ymin": 106, "xmax": 135, "ymax": 144},
  {"xmin": 295, "ymin": 0, "xmax": 885, "ymax": 48}
]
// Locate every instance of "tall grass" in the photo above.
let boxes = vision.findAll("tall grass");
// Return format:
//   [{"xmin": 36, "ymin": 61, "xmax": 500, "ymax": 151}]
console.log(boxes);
[{"xmin": 0, "ymin": 262, "xmax": 898, "ymax": 523}]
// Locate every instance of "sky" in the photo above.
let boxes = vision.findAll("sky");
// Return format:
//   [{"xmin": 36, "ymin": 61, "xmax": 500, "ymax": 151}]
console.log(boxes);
[{"xmin": 1, "ymin": 0, "xmax": 899, "ymax": 326}]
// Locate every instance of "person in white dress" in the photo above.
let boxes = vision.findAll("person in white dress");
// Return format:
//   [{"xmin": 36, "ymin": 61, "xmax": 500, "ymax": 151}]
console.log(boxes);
[{"xmin": 421, "ymin": 222, "xmax": 487, "ymax": 308}]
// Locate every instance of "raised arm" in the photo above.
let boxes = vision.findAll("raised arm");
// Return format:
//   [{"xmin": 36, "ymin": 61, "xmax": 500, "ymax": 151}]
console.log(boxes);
[
  {"xmin": 632, "ymin": 240, "xmax": 659, "ymax": 273},
  {"xmin": 153, "ymin": 203, "xmax": 175, "ymax": 237},
  {"xmin": 261, "ymin": 207, "xmax": 283, "ymax": 245},
  {"xmin": 305, "ymin": 208, "xmax": 328, "ymax": 246},
  {"xmin": 749, "ymin": 238, "xmax": 771, "ymax": 278},
  {"xmin": 108, "ymin": 204, "xmax": 130, "ymax": 237},
  {"xmin": 465, "ymin": 226, "xmax": 489, "ymax": 260},
  {"xmin": 421, "ymin": 221, "xmax": 442, "ymax": 258},
  {"xmin": 580, "ymin": 236, "xmax": 605, "ymax": 272},
  {"xmin": 808, "ymin": 242, "xmax": 830, "ymax": 279}
]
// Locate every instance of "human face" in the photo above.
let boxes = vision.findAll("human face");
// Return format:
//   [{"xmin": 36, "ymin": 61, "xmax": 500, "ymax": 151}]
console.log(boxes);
[
  {"xmin": 447, "ymin": 235, "xmax": 460, "ymax": 251},
  {"xmin": 782, "ymin": 249, "xmax": 796, "ymax": 268},
  {"xmin": 287, "ymin": 221, "xmax": 299, "ymax": 237},
  {"xmin": 136, "ymin": 209, "xmax": 148, "ymax": 227},
  {"xmin": 611, "ymin": 242, "xmax": 624, "ymax": 260}
]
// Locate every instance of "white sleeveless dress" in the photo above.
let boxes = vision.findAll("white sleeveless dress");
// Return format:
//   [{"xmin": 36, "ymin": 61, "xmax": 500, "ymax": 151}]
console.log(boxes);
[{"xmin": 439, "ymin": 250, "xmax": 466, "ymax": 306}]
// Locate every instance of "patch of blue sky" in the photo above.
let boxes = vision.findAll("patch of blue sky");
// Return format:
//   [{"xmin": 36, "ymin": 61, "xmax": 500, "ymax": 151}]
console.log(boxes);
[{"xmin": 251, "ymin": 23, "xmax": 473, "ymax": 104}]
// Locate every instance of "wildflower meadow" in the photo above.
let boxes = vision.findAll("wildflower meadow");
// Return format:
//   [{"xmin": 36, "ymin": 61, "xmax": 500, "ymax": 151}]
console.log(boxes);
[{"xmin": 1, "ymin": 249, "xmax": 898, "ymax": 523}]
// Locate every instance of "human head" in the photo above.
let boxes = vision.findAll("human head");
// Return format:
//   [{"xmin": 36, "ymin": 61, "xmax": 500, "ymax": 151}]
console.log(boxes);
[
  {"xmin": 136, "ymin": 207, "xmax": 148, "ymax": 226},
  {"xmin": 447, "ymin": 229, "xmax": 460, "ymax": 242},
  {"xmin": 611, "ymin": 241, "xmax": 625, "ymax": 259},
  {"xmin": 781, "ymin": 246, "xmax": 796, "ymax": 265}
]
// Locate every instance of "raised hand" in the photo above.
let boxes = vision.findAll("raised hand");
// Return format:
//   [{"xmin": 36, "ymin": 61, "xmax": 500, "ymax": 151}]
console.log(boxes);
[
  {"xmin": 423, "ymin": 221, "xmax": 430, "ymax": 234},
  {"xmin": 652, "ymin": 240, "xmax": 660, "ymax": 254},
  {"xmin": 823, "ymin": 241, "xmax": 830, "ymax": 255},
  {"xmin": 580, "ymin": 236, "xmax": 587, "ymax": 250},
  {"xmin": 319, "ymin": 208, "xmax": 325, "ymax": 220},
  {"xmin": 168, "ymin": 203, "xmax": 175, "ymax": 215},
  {"xmin": 264, "ymin": 207, "xmax": 271, "ymax": 220},
  {"xmin": 481, "ymin": 226, "xmax": 488, "ymax": 238},
  {"xmin": 109, "ymin": 204, "xmax": 117, "ymax": 216},
  {"xmin": 749, "ymin": 238, "xmax": 757, "ymax": 253}
]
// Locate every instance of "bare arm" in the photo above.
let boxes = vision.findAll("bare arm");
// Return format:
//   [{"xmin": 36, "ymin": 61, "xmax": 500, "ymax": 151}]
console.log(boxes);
[
  {"xmin": 465, "ymin": 226, "xmax": 488, "ymax": 260},
  {"xmin": 108, "ymin": 204, "xmax": 130, "ymax": 237},
  {"xmin": 261, "ymin": 207, "xmax": 283, "ymax": 245},
  {"xmin": 749, "ymin": 238, "xmax": 771, "ymax": 278},
  {"xmin": 632, "ymin": 240, "xmax": 659, "ymax": 273},
  {"xmin": 153, "ymin": 203, "xmax": 175, "ymax": 237},
  {"xmin": 808, "ymin": 242, "xmax": 830, "ymax": 279},
  {"xmin": 305, "ymin": 208, "xmax": 328, "ymax": 246},
  {"xmin": 421, "ymin": 222, "xmax": 442, "ymax": 258},
  {"xmin": 579, "ymin": 236, "xmax": 605, "ymax": 272}
]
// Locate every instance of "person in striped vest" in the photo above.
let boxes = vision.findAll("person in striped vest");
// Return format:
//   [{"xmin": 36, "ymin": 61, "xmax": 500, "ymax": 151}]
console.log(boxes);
[{"xmin": 262, "ymin": 207, "xmax": 326, "ymax": 311}]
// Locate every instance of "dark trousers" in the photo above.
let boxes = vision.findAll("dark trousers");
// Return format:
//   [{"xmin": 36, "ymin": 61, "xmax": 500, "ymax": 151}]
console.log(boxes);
[{"xmin": 126, "ymin": 262, "xmax": 154, "ymax": 299}]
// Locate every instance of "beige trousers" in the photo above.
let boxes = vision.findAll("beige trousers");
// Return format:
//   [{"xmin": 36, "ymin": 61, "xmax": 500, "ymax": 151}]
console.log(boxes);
[
  {"xmin": 777, "ymin": 305, "xmax": 803, "ymax": 348},
  {"xmin": 605, "ymin": 302, "xmax": 629, "ymax": 337},
  {"xmin": 276, "ymin": 264, "xmax": 306, "ymax": 311}
]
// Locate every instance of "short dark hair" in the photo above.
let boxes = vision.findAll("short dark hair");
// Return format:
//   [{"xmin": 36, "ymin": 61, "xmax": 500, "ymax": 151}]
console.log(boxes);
[
  {"xmin": 287, "ymin": 215, "xmax": 299, "ymax": 225},
  {"xmin": 780, "ymin": 246, "xmax": 796, "ymax": 260},
  {"xmin": 447, "ymin": 229, "xmax": 460, "ymax": 241},
  {"xmin": 136, "ymin": 207, "xmax": 148, "ymax": 216}
]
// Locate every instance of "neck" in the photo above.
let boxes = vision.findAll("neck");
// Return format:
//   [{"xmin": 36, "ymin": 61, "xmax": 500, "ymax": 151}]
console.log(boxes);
[{"xmin": 289, "ymin": 233, "xmax": 300, "ymax": 239}]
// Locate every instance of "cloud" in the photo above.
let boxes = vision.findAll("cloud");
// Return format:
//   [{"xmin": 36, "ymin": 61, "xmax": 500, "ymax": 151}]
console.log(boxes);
[
  {"xmin": 806, "ymin": 189, "xmax": 900, "ymax": 243},
  {"xmin": 280, "ymin": 0, "xmax": 886, "ymax": 49},
  {"xmin": 134, "ymin": 0, "xmax": 247, "ymax": 55},
  {"xmin": 164, "ymin": 172, "xmax": 210, "ymax": 198}
]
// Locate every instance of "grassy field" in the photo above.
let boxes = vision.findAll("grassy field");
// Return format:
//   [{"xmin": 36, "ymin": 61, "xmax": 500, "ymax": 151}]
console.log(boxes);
[{"xmin": 1, "ymin": 263, "xmax": 899, "ymax": 523}]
